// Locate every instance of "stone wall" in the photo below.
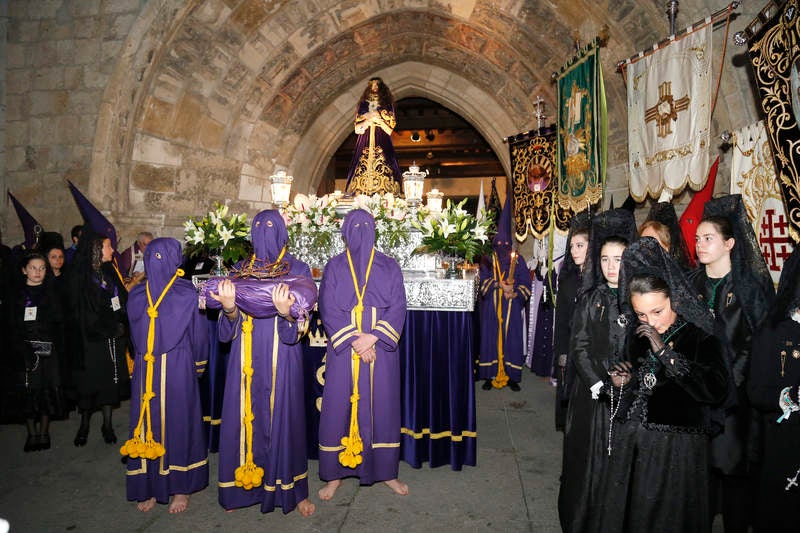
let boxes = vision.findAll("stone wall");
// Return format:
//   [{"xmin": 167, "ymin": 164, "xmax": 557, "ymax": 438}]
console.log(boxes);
[
  {"xmin": 1, "ymin": 0, "xmax": 766, "ymax": 251},
  {"xmin": 3, "ymin": 0, "xmax": 145, "ymax": 248}
]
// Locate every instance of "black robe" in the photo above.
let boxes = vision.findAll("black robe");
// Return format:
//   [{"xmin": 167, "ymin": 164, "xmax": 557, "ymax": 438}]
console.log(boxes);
[
  {"xmin": 10, "ymin": 282, "xmax": 65, "ymax": 418},
  {"xmin": 689, "ymin": 269, "xmax": 763, "ymax": 475},
  {"xmin": 747, "ymin": 318, "xmax": 800, "ymax": 532},
  {"xmin": 558, "ymin": 284, "xmax": 626, "ymax": 533},
  {"xmin": 71, "ymin": 263, "xmax": 130, "ymax": 410},
  {"xmin": 553, "ymin": 268, "xmax": 581, "ymax": 431},
  {"xmin": 598, "ymin": 320, "xmax": 729, "ymax": 532}
]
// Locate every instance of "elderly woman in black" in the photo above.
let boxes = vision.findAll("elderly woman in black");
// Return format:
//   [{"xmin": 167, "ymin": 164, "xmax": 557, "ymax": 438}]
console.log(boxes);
[{"xmin": 599, "ymin": 237, "xmax": 729, "ymax": 532}]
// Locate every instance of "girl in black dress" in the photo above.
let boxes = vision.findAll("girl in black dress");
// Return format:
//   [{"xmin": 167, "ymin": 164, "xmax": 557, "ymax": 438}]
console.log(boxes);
[
  {"xmin": 601, "ymin": 237, "xmax": 729, "ymax": 532},
  {"xmin": 13, "ymin": 253, "xmax": 65, "ymax": 451}
]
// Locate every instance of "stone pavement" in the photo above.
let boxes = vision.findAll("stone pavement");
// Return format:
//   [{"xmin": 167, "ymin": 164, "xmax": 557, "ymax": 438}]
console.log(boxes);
[{"xmin": 0, "ymin": 376, "xmax": 562, "ymax": 532}]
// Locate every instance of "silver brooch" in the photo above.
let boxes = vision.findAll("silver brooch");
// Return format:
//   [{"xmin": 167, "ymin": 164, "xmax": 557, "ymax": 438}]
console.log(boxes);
[
  {"xmin": 617, "ymin": 315, "xmax": 629, "ymax": 328},
  {"xmin": 643, "ymin": 372, "xmax": 657, "ymax": 390},
  {"xmin": 793, "ymin": 349, "xmax": 800, "ymax": 360}
]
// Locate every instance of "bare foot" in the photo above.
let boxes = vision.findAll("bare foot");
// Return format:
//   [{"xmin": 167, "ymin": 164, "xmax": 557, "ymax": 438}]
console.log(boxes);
[
  {"xmin": 297, "ymin": 498, "xmax": 315, "ymax": 517},
  {"xmin": 137, "ymin": 497, "xmax": 156, "ymax": 512},
  {"xmin": 168, "ymin": 494, "xmax": 189, "ymax": 514},
  {"xmin": 384, "ymin": 479, "xmax": 409, "ymax": 495},
  {"xmin": 318, "ymin": 479, "xmax": 342, "ymax": 501}
]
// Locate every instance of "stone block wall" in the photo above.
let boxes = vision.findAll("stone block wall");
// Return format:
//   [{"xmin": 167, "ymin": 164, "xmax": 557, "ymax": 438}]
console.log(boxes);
[{"xmin": 2, "ymin": 0, "xmax": 145, "ymax": 248}]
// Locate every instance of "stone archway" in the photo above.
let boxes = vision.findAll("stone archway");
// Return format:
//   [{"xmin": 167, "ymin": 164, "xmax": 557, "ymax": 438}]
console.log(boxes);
[{"xmin": 291, "ymin": 61, "xmax": 517, "ymax": 194}]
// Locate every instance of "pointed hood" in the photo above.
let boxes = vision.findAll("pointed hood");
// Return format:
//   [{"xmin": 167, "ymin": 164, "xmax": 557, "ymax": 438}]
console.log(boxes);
[
  {"xmin": 8, "ymin": 191, "xmax": 42, "ymax": 249},
  {"xmin": 127, "ymin": 237, "xmax": 196, "ymax": 356},
  {"xmin": 680, "ymin": 156, "xmax": 719, "ymax": 266},
  {"xmin": 251, "ymin": 209, "xmax": 287, "ymax": 263},
  {"xmin": 492, "ymin": 194, "xmax": 513, "ymax": 255},
  {"xmin": 476, "ymin": 180, "xmax": 486, "ymax": 221},
  {"xmin": 342, "ymin": 209, "xmax": 376, "ymax": 284},
  {"xmin": 68, "ymin": 180, "xmax": 118, "ymax": 249}
]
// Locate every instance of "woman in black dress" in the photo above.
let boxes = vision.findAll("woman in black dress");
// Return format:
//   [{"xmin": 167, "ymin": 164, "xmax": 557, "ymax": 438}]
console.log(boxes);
[
  {"xmin": 69, "ymin": 231, "xmax": 130, "ymax": 446},
  {"xmin": 553, "ymin": 210, "xmax": 590, "ymax": 431},
  {"xmin": 748, "ymin": 246, "xmax": 800, "ymax": 532},
  {"xmin": 600, "ymin": 237, "xmax": 729, "ymax": 532},
  {"xmin": 689, "ymin": 194, "xmax": 775, "ymax": 532},
  {"xmin": 558, "ymin": 208, "xmax": 637, "ymax": 533}
]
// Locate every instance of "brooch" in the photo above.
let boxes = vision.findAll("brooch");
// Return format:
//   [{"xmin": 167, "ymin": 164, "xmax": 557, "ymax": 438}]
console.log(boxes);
[
  {"xmin": 643, "ymin": 372, "xmax": 657, "ymax": 390},
  {"xmin": 617, "ymin": 315, "xmax": 629, "ymax": 328}
]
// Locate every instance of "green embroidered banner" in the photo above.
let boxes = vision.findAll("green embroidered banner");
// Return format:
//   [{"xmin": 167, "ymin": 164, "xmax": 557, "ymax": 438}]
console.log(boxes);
[{"xmin": 556, "ymin": 39, "xmax": 607, "ymax": 212}]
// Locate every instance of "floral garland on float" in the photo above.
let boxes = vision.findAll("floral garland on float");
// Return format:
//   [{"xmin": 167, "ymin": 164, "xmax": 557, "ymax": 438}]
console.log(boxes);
[{"xmin": 282, "ymin": 192, "xmax": 415, "ymax": 276}]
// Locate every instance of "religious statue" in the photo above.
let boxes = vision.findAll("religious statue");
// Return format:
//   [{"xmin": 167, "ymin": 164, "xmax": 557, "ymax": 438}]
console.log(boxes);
[{"xmin": 345, "ymin": 78, "xmax": 402, "ymax": 196}]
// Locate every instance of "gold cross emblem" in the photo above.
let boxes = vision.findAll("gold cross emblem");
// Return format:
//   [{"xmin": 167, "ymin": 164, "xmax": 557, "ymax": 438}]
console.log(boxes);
[{"xmin": 644, "ymin": 81, "xmax": 690, "ymax": 138}]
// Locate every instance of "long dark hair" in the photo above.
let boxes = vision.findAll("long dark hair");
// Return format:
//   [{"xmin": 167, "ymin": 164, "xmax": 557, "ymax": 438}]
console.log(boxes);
[{"xmin": 358, "ymin": 77, "xmax": 394, "ymax": 109}]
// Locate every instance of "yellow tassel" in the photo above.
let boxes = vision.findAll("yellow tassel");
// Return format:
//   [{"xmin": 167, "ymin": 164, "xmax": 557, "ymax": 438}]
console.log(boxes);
[{"xmin": 121, "ymin": 269, "xmax": 183, "ymax": 458}]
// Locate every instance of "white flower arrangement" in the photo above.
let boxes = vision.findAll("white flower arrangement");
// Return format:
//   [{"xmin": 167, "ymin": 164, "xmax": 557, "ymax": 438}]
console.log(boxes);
[{"xmin": 183, "ymin": 202, "xmax": 250, "ymax": 263}]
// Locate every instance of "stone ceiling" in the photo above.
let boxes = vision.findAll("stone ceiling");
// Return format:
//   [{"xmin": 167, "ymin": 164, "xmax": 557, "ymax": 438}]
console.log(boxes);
[{"xmin": 92, "ymin": 0, "xmax": 760, "ymax": 225}]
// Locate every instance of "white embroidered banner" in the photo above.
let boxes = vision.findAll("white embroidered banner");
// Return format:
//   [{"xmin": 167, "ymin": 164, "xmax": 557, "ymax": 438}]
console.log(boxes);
[
  {"xmin": 627, "ymin": 24, "xmax": 712, "ymax": 201},
  {"xmin": 730, "ymin": 120, "xmax": 794, "ymax": 286}
]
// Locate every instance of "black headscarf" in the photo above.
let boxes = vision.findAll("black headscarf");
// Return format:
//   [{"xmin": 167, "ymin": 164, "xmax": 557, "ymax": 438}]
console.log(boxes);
[
  {"xmin": 772, "ymin": 245, "xmax": 800, "ymax": 324},
  {"xmin": 619, "ymin": 237, "xmax": 715, "ymax": 336},
  {"xmin": 580, "ymin": 208, "xmax": 638, "ymax": 297},
  {"xmin": 646, "ymin": 202, "xmax": 691, "ymax": 270},
  {"xmin": 702, "ymin": 194, "xmax": 775, "ymax": 330},
  {"xmin": 560, "ymin": 209, "xmax": 591, "ymax": 278}
]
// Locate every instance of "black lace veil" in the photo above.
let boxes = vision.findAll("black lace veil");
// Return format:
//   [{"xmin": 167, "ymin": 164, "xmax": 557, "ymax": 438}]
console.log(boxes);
[
  {"xmin": 560, "ymin": 209, "xmax": 591, "ymax": 278},
  {"xmin": 702, "ymin": 194, "xmax": 775, "ymax": 330},
  {"xmin": 773, "ymin": 246, "xmax": 800, "ymax": 323},
  {"xmin": 619, "ymin": 237, "xmax": 715, "ymax": 336},
  {"xmin": 580, "ymin": 208, "xmax": 638, "ymax": 296}
]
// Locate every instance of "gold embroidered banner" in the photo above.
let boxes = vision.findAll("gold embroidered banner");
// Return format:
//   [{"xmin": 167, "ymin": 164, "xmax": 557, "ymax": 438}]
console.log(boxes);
[
  {"xmin": 730, "ymin": 121, "xmax": 794, "ymax": 286},
  {"xmin": 556, "ymin": 39, "xmax": 606, "ymax": 212},
  {"xmin": 625, "ymin": 23, "xmax": 713, "ymax": 201},
  {"xmin": 748, "ymin": 0, "xmax": 800, "ymax": 243},
  {"xmin": 508, "ymin": 130, "xmax": 571, "ymax": 240}
]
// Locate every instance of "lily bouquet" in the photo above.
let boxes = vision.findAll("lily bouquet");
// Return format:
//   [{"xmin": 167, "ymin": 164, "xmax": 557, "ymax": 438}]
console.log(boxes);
[
  {"xmin": 412, "ymin": 199, "xmax": 494, "ymax": 264},
  {"xmin": 183, "ymin": 202, "xmax": 250, "ymax": 263}
]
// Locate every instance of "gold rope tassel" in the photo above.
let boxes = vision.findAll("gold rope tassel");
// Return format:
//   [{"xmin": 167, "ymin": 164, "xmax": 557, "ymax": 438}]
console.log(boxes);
[
  {"xmin": 121, "ymin": 269, "xmax": 184, "ymax": 460},
  {"xmin": 339, "ymin": 247, "xmax": 375, "ymax": 468},
  {"xmin": 491, "ymin": 256, "xmax": 509, "ymax": 389},
  {"xmin": 234, "ymin": 316, "xmax": 264, "ymax": 490}
]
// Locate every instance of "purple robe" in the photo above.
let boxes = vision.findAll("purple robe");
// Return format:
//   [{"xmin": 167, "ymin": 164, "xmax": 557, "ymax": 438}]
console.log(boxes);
[
  {"xmin": 477, "ymin": 250, "xmax": 532, "ymax": 383},
  {"xmin": 318, "ymin": 210, "xmax": 407, "ymax": 484},
  {"xmin": 217, "ymin": 210, "xmax": 313, "ymax": 513},
  {"xmin": 126, "ymin": 238, "xmax": 210, "ymax": 504}
]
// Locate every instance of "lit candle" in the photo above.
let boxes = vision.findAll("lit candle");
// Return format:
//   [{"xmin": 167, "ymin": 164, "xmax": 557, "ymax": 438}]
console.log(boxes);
[{"xmin": 508, "ymin": 250, "xmax": 517, "ymax": 281}]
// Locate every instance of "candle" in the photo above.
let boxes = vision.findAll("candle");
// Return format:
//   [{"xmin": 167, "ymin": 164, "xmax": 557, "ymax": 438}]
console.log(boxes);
[{"xmin": 508, "ymin": 250, "xmax": 517, "ymax": 281}]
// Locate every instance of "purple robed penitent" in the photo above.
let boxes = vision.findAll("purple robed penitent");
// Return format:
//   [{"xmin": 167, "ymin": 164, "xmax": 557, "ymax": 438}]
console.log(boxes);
[
  {"xmin": 318, "ymin": 210, "xmax": 407, "ymax": 484},
  {"xmin": 477, "ymin": 200, "xmax": 532, "ymax": 383},
  {"xmin": 126, "ymin": 238, "xmax": 210, "ymax": 504},
  {"xmin": 217, "ymin": 210, "xmax": 315, "ymax": 513}
]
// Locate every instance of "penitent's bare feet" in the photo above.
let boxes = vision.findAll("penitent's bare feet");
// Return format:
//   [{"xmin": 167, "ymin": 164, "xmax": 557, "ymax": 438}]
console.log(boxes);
[
  {"xmin": 318, "ymin": 479, "xmax": 342, "ymax": 501},
  {"xmin": 297, "ymin": 498, "xmax": 315, "ymax": 517},
  {"xmin": 168, "ymin": 494, "xmax": 189, "ymax": 514},
  {"xmin": 137, "ymin": 497, "xmax": 156, "ymax": 512},
  {"xmin": 384, "ymin": 479, "xmax": 409, "ymax": 495}
]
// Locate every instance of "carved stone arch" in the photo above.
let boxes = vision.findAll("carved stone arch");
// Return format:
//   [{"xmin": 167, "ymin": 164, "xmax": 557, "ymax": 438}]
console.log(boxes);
[{"xmin": 290, "ymin": 61, "xmax": 518, "ymax": 194}]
